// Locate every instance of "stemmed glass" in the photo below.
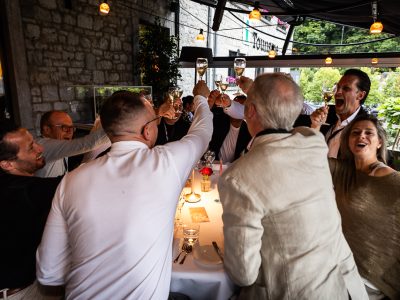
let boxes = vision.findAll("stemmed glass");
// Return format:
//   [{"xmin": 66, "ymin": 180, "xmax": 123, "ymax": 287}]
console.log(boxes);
[
  {"xmin": 215, "ymin": 77, "xmax": 229, "ymax": 107},
  {"xmin": 168, "ymin": 86, "xmax": 183, "ymax": 119},
  {"xmin": 175, "ymin": 194, "xmax": 185, "ymax": 228},
  {"xmin": 234, "ymin": 57, "xmax": 246, "ymax": 95},
  {"xmin": 214, "ymin": 74, "xmax": 222, "ymax": 91},
  {"xmin": 321, "ymin": 84, "xmax": 334, "ymax": 125},
  {"xmin": 204, "ymin": 150, "xmax": 216, "ymax": 166},
  {"xmin": 196, "ymin": 58, "xmax": 208, "ymax": 81}
]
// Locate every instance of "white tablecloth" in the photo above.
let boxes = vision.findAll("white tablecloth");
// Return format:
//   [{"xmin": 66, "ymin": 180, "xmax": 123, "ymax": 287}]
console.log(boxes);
[{"xmin": 170, "ymin": 166, "xmax": 236, "ymax": 300}]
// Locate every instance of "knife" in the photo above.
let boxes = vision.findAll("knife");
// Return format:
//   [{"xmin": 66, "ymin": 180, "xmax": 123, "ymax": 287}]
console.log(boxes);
[{"xmin": 212, "ymin": 241, "xmax": 224, "ymax": 263}]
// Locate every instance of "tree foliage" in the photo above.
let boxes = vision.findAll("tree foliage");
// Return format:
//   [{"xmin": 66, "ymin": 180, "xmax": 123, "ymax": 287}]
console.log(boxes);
[
  {"xmin": 138, "ymin": 18, "xmax": 181, "ymax": 106},
  {"xmin": 300, "ymin": 68, "xmax": 340, "ymax": 102},
  {"xmin": 292, "ymin": 19, "xmax": 400, "ymax": 55}
]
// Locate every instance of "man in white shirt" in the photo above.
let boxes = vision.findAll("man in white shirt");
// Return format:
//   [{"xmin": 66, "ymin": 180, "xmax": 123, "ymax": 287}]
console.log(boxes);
[
  {"xmin": 36, "ymin": 83, "xmax": 213, "ymax": 300},
  {"xmin": 35, "ymin": 110, "xmax": 110, "ymax": 177},
  {"xmin": 310, "ymin": 69, "xmax": 370, "ymax": 158}
]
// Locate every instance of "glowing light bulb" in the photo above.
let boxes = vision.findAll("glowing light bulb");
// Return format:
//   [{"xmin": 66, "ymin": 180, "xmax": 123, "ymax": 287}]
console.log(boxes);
[
  {"xmin": 325, "ymin": 56, "xmax": 332, "ymax": 65},
  {"xmin": 99, "ymin": 2, "xmax": 110, "ymax": 15},
  {"xmin": 268, "ymin": 48, "xmax": 276, "ymax": 58},
  {"xmin": 370, "ymin": 21, "xmax": 383, "ymax": 34}
]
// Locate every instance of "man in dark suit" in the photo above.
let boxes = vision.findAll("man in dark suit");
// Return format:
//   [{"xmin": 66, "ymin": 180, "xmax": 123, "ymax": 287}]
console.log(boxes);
[
  {"xmin": 309, "ymin": 69, "xmax": 370, "ymax": 158},
  {"xmin": 208, "ymin": 95, "xmax": 252, "ymax": 163}
]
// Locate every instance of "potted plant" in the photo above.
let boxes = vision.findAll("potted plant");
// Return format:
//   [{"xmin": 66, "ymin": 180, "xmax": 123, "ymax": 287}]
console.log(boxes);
[{"xmin": 138, "ymin": 17, "xmax": 181, "ymax": 107}]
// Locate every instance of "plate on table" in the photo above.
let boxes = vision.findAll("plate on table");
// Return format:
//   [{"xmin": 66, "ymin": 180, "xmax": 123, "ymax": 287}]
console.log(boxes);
[{"xmin": 193, "ymin": 244, "xmax": 223, "ymax": 267}]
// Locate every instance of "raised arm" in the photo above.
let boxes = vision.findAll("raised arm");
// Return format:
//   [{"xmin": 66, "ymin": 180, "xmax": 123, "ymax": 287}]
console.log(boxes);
[
  {"xmin": 39, "ymin": 127, "xmax": 110, "ymax": 163},
  {"xmin": 164, "ymin": 81, "xmax": 213, "ymax": 182}
]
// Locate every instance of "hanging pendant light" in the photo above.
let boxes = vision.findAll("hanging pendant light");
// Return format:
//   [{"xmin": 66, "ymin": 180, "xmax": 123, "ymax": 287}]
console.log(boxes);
[
  {"xmin": 325, "ymin": 56, "xmax": 333, "ymax": 65},
  {"xmin": 268, "ymin": 46, "xmax": 277, "ymax": 59},
  {"xmin": 370, "ymin": 1, "xmax": 383, "ymax": 34},
  {"xmin": 249, "ymin": 1, "xmax": 261, "ymax": 21},
  {"xmin": 99, "ymin": 0, "xmax": 110, "ymax": 15},
  {"xmin": 196, "ymin": 29, "xmax": 205, "ymax": 41}
]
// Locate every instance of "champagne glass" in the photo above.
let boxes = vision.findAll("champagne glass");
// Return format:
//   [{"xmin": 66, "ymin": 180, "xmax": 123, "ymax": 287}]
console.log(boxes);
[
  {"xmin": 321, "ymin": 84, "xmax": 333, "ymax": 125},
  {"xmin": 214, "ymin": 74, "xmax": 222, "ymax": 91},
  {"xmin": 216, "ymin": 77, "xmax": 229, "ymax": 107},
  {"xmin": 173, "ymin": 86, "xmax": 183, "ymax": 114},
  {"xmin": 322, "ymin": 85, "xmax": 334, "ymax": 107},
  {"xmin": 196, "ymin": 58, "xmax": 208, "ymax": 81},
  {"xmin": 234, "ymin": 57, "xmax": 246, "ymax": 95},
  {"xmin": 175, "ymin": 194, "xmax": 185, "ymax": 228},
  {"xmin": 204, "ymin": 150, "xmax": 216, "ymax": 166},
  {"xmin": 168, "ymin": 86, "xmax": 183, "ymax": 119}
]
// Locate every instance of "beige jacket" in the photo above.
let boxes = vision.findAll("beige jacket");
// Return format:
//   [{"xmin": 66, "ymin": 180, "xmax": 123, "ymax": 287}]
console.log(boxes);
[{"xmin": 218, "ymin": 127, "xmax": 367, "ymax": 300}]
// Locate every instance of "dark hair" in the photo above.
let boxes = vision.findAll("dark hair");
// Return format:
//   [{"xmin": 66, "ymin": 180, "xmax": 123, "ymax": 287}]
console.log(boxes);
[
  {"xmin": 100, "ymin": 91, "xmax": 147, "ymax": 136},
  {"xmin": 182, "ymin": 95, "xmax": 194, "ymax": 107},
  {"xmin": 340, "ymin": 114, "xmax": 387, "ymax": 163},
  {"xmin": 0, "ymin": 120, "xmax": 20, "ymax": 161},
  {"xmin": 343, "ymin": 69, "xmax": 371, "ymax": 104}
]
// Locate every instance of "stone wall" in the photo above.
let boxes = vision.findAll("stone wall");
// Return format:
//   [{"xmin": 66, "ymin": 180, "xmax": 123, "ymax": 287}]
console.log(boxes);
[{"xmin": 15, "ymin": 0, "xmax": 170, "ymax": 133}]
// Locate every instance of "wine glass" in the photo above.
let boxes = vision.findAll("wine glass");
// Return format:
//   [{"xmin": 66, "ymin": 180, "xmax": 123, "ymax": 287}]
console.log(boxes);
[
  {"xmin": 196, "ymin": 58, "xmax": 208, "ymax": 81},
  {"xmin": 215, "ymin": 77, "xmax": 229, "ymax": 107},
  {"xmin": 204, "ymin": 150, "xmax": 216, "ymax": 166},
  {"xmin": 175, "ymin": 194, "xmax": 185, "ymax": 227},
  {"xmin": 322, "ymin": 85, "xmax": 334, "ymax": 107},
  {"xmin": 214, "ymin": 74, "xmax": 222, "ymax": 91},
  {"xmin": 168, "ymin": 86, "xmax": 183, "ymax": 119},
  {"xmin": 320, "ymin": 84, "xmax": 333, "ymax": 125},
  {"xmin": 234, "ymin": 57, "xmax": 246, "ymax": 95}
]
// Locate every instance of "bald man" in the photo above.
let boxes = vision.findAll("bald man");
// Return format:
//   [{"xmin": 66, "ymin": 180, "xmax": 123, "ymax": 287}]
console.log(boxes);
[{"xmin": 35, "ymin": 110, "xmax": 109, "ymax": 177}]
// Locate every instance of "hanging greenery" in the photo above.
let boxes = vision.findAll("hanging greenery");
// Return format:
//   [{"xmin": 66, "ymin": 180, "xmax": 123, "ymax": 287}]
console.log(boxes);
[{"xmin": 138, "ymin": 17, "xmax": 181, "ymax": 106}]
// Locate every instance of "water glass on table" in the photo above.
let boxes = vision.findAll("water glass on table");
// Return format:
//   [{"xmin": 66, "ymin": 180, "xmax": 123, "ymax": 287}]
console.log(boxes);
[{"xmin": 183, "ymin": 223, "xmax": 200, "ymax": 245}]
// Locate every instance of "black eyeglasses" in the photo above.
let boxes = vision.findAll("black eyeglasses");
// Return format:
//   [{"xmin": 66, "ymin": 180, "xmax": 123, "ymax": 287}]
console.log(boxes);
[
  {"xmin": 140, "ymin": 115, "xmax": 161, "ymax": 135},
  {"xmin": 52, "ymin": 124, "xmax": 76, "ymax": 133}
]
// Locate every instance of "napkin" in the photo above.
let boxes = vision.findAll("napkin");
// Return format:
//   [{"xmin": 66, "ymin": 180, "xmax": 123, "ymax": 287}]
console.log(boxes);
[{"xmin": 189, "ymin": 207, "xmax": 210, "ymax": 223}]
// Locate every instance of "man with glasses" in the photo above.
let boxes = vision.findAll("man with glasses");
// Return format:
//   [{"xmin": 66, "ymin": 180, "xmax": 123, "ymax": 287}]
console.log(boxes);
[
  {"xmin": 35, "ymin": 110, "xmax": 110, "ymax": 177},
  {"xmin": 37, "ymin": 83, "xmax": 213, "ymax": 299}
]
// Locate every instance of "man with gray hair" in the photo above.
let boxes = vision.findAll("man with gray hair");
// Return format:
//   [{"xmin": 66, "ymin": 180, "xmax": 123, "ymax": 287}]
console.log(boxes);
[
  {"xmin": 36, "ymin": 82, "xmax": 213, "ymax": 299},
  {"xmin": 218, "ymin": 73, "xmax": 367, "ymax": 299}
]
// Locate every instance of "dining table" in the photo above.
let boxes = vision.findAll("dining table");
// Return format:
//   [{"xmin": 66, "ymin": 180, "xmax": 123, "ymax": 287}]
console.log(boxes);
[{"xmin": 170, "ymin": 164, "xmax": 236, "ymax": 300}]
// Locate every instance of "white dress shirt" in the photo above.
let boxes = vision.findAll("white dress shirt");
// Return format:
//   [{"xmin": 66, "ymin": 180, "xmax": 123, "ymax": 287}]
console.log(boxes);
[
  {"xmin": 224, "ymin": 101, "xmax": 244, "ymax": 120},
  {"xmin": 36, "ymin": 96, "xmax": 213, "ymax": 300},
  {"xmin": 326, "ymin": 107, "xmax": 360, "ymax": 158},
  {"xmin": 35, "ymin": 128, "xmax": 109, "ymax": 177},
  {"xmin": 219, "ymin": 124, "xmax": 240, "ymax": 163}
]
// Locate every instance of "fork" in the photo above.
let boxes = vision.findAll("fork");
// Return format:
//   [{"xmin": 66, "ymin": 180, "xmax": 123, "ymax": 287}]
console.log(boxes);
[
  {"xmin": 179, "ymin": 244, "xmax": 193, "ymax": 264},
  {"xmin": 173, "ymin": 244, "xmax": 188, "ymax": 263}
]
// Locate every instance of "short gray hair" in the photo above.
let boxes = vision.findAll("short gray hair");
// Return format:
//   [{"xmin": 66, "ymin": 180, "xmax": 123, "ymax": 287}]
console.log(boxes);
[{"xmin": 249, "ymin": 73, "xmax": 303, "ymax": 130}]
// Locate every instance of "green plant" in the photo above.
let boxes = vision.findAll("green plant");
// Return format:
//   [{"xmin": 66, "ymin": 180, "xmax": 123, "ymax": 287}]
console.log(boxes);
[
  {"xmin": 378, "ymin": 97, "xmax": 400, "ymax": 148},
  {"xmin": 138, "ymin": 18, "xmax": 181, "ymax": 106}
]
